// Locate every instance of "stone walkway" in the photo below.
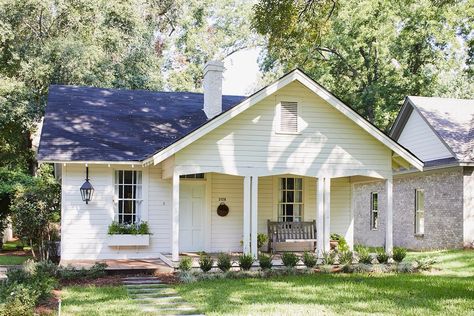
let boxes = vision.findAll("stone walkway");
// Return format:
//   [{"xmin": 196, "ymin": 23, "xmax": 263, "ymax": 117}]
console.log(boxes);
[{"xmin": 122, "ymin": 276, "xmax": 203, "ymax": 315}]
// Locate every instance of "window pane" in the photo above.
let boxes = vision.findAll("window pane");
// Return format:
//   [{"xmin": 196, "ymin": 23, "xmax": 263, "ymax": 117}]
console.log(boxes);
[
  {"xmin": 280, "ymin": 178, "xmax": 286, "ymax": 190},
  {"xmin": 295, "ymin": 178, "xmax": 302, "ymax": 190},
  {"xmin": 124, "ymin": 171, "xmax": 132, "ymax": 184},
  {"xmin": 124, "ymin": 185, "xmax": 133, "ymax": 199},
  {"xmin": 124, "ymin": 200, "xmax": 133, "ymax": 214},
  {"xmin": 416, "ymin": 211, "xmax": 424, "ymax": 234},
  {"xmin": 286, "ymin": 191, "xmax": 294, "ymax": 203},
  {"xmin": 119, "ymin": 170, "xmax": 124, "ymax": 184},
  {"xmin": 295, "ymin": 191, "xmax": 302, "ymax": 203},
  {"xmin": 418, "ymin": 191, "xmax": 424, "ymax": 210},
  {"xmin": 286, "ymin": 204, "xmax": 294, "ymax": 216},
  {"xmin": 287, "ymin": 178, "xmax": 294, "ymax": 190},
  {"xmin": 279, "ymin": 204, "xmax": 285, "ymax": 217}
]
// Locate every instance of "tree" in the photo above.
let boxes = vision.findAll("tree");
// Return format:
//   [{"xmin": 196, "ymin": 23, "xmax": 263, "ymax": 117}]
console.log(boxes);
[
  {"xmin": 10, "ymin": 164, "xmax": 60, "ymax": 261},
  {"xmin": 161, "ymin": 0, "xmax": 261, "ymax": 91},
  {"xmin": 253, "ymin": 0, "xmax": 474, "ymax": 130},
  {"xmin": 0, "ymin": 0, "xmax": 177, "ymax": 172},
  {"xmin": 0, "ymin": 167, "xmax": 34, "ymax": 249}
]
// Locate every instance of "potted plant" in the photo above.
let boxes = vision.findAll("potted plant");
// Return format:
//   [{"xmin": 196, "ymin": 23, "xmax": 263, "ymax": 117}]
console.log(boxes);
[{"xmin": 107, "ymin": 221, "xmax": 151, "ymax": 246}]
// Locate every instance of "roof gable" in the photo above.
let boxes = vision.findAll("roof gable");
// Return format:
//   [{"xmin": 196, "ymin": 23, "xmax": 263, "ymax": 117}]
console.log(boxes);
[
  {"xmin": 391, "ymin": 96, "xmax": 474, "ymax": 163},
  {"xmin": 146, "ymin": 69, "xmax": 423, "ymax": 171}
]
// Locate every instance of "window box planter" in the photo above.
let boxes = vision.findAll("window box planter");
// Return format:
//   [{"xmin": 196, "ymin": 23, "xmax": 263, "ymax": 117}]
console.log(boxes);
[{"xmin": 107, "ymin": 234, "xmax": 150, "ymax": 247}]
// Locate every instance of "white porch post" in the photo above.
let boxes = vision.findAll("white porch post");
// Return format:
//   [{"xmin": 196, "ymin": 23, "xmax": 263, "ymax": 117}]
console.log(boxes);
[
  {"xmin": 243, "ymin": 176, "xmax": 251, "ymax": 254},
  {"xmin": 316, "ymin": 178, "xmax": 324, "ymax": 257},
  {"xmin": 250, "ymin": 176, "xmax": 259, "ymax": 258},
  {"xmin": 171, "ymin": 172, "xmax": 180, "ymax": 262},
  {"xmin": 385, "ymin": 176, "xmax": 393, "ymax": 254},
  {"xmin": 323, "ymin": 177, "xmax": 331, "ymax": 252}
]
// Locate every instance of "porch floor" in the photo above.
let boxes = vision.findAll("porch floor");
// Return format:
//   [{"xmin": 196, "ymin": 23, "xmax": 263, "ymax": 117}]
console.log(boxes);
[{"xmin": 60, "ymin": 258, "xmax": 173, "ymax": 273}]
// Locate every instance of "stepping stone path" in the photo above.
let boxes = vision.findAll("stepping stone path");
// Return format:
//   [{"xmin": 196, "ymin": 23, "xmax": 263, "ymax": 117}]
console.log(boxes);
[{"xmin": 122, "ymin": 276, "xmax": 203, "ymax": 315}]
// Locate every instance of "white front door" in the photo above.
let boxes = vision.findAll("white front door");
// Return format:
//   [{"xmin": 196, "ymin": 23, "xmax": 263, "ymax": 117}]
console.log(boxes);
[{"xmin": 179, "ymin": 183, "xmax": 206, "ymax": 252}]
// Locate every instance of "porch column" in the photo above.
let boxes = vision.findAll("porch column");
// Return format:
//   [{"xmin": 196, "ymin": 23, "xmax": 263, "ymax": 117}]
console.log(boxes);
[
  {"xmin": 323, "ymin": 177, "xmax": 331, "ymax": 252},
  {"xmin": 250, "ymin": 176, "xmax": 259, "ymax": 258},
  {"xmin": 385, "ymin": 176, "xmax": 393, "ymax": 254},
  {"xmin": 243, "ymin": 176, "xmax": 251, "ymax": 254},
  {"xmin": 316, "ymin": 178, "xmax": 324, "ymax": 257},
  {"xmin": 171, "ymin": 173, "xmax": 180, "ymax": 261}
]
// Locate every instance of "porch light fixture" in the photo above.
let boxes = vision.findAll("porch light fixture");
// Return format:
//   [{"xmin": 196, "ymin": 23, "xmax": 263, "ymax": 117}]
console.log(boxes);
[{"xmin": 80, "ymin": 166, "xmax": 94, "ymax": 204}]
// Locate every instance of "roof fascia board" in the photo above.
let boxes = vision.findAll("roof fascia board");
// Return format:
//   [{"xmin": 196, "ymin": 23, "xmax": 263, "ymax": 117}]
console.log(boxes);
[
  {"xmin": 389, "ymin": 98, "xmax": 412, "ymax": 140},
  {"xmin": 39, "ymin": 160, "xmax": 143, "ymax": 165},
  {"xmin": 147, "ymin": 69, "xmax": 423, "ymax": 171}
]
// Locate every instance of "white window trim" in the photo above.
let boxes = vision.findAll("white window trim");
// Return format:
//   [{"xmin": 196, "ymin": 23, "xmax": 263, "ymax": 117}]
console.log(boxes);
[
  {"xmin": 415, "ymin": 189, "xmax": 425, "ymax": 236},
  {"xmin": 277, "ymin": 176, "xmax": 304, "ymax": 222},
  {"xmin": 113, "ymin": 169, "xmax": 144, "ymax": 224},
  {"xmin": 370, "ymin": 192, "xmax": 379, "ymax": 231},
  {"xmin": 275, "ymin": 98, "xmax": 302, "ymax": 135}
]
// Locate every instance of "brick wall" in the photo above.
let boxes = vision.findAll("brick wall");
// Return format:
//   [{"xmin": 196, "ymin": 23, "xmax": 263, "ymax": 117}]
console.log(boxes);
[{"xmin": 354, "ymin": 167, "xmax": 464, "ymax": 250}]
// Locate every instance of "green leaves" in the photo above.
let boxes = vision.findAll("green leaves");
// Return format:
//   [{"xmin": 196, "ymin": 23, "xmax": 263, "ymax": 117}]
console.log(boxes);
[{"xmin": 254, "ymin": 0, "xmax": 473, "ymax": 130}]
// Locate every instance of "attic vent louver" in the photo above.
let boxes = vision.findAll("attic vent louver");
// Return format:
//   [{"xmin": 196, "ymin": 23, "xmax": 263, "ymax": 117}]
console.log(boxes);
[{"xmin": 280, "ymin": 102, "xmax": 298, "ymax": 133}]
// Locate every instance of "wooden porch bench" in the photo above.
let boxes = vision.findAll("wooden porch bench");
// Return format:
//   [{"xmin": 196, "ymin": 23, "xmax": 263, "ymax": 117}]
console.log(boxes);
[{"xmin": 267, "ymin": 220, "xmax": 317, "ymax": 252}]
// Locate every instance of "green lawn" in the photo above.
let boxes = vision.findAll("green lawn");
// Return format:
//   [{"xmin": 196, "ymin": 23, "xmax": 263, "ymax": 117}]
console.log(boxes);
[
  {"xmin": 0, "ymin": 255, "xmax": 29, "ymax": 265},
  {"xmin": 60, "ymin": 250, "xmax": 474, "ymax": 316},
  {"xmin": 60, "ymin": 285, "xmax": 147, "ymax": 316}
]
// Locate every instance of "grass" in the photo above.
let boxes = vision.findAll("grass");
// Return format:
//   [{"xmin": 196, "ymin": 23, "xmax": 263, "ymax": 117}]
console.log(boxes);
[
  {"xmin": 0, "ymin": 255, "xmax": 29, "ymax": 265},
  {"xmin": 60, "ymin": 285, "xmax": 147, "ymax": 316},
  {"xmin": 60, "ymin": 250, "xmax": 474, "ymax": 316},
  {"xmin": 176, "ymin": 250, "xmax": 474, "ymax": 316}
]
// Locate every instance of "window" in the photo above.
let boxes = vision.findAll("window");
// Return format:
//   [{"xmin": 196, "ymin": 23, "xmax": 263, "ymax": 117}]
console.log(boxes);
[
  {"xmin": 415, "ymin": 189, "xmax": 425, "ymax": 235},
  {"xmin": 280, "ymin": 102, "xmax": 298, "ymax": 133},
  {"xmin": 114, "ymin": 170, "xmax": 142, "ymax": 224},
  {"xmin": 180, "ymin": 173, "xmax": 205, "ymax": 179},
  {"xmin": 278, "ymin": 177, "xmax": 303, "ymax": 222},
  {"xmin": 370, "ymin": 192, "xmax": 379, "ymax": 230}
]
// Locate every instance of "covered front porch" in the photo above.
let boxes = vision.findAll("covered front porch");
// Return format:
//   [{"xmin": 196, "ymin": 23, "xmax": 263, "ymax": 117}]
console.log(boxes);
[{"xmin": 166, "ymin": 171, "xmax": 394, "ymax": 262}]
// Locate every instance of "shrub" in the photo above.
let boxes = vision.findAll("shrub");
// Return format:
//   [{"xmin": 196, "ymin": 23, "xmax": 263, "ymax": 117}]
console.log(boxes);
[
  {"xmin": 397, "ymin": 262, "xmax": 416, "ymax": 273},
  {"xmin": 319, "ymin": 264, "xmax": 332, "ymax": 273},
  {"xmin": 393, "ymin": 247, "xmax": 407, "ymax": 263},
  {"xmin": 198, "ymin": 253, "xmax": 213, "ymax": 272},
  {"xmin": 414, "ymin": 257, "xmax": 437, "ymax": 271},
  {"xmin": 107, "ymin": 221, "xmax": 150, "ymax": 235},
  {"xmin": 356, "ymin": 246, "xmax": 372, "ymax": 264},
  {"xmin": 178, "ymin": 271, "xmax": 196, "ymax": 283},
  {"xmin": 179, "ymin": 257, "xmax": 192, "ymax": 271},
  {"xmin": 257, "ymin": 233, "xmax": 269, "ymax": 249},
  {"xmin": 0, "ymin": 285, "xmax": 36, "ymax": 316},
  {"xmin": 302, "ymin": 251, "xmax": 316, "ymax": 268},
  {"xmin": 330, "ymin": 233, "xmax": 349, "ymax": 252},
  {"xmin": 238, "ymin": 254, "xmax": 254, "ymax": 271},
  {"xmin": 339, "ymin": 251, "xmax": 353, "ymax": 265},
  {"xmin": 258, "ymin": 253, "xmax": 273, "ymax": 270},
  {"xmin": 376, "ymin": 249, "xmax": 389, "ymax": 264},
  {"xmin": 88, "ymin": 262, "xmax": 108, "ymax": 278},
  {"xmin": 281, "ymin": 252, "xmax": 299, "ymax": 268},
  {"xmin": 217, "ymin": 253, "xmax": 232, "ymax": 272},
  {"xmin": 322, "ymin": 251, "xmax": 336, "ymax": 265}
]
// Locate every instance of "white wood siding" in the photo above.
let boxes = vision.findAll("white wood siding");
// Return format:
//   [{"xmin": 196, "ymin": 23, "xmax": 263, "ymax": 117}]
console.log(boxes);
[
  {"xmin": 61, "ymin": 164, "xmax": 172, "ymax": 260},
  {"xmin": 174, "ymin": 81, "xmax": 392, "ymax": 178},
  {"xmin": 398, "ymin": 109, "xmax": 452, "ymax": 162}
]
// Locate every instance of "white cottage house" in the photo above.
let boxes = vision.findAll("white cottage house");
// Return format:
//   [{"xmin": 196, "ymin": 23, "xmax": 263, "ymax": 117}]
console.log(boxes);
[{"xmin": 38, "ymin": 62, "xmax": 473, "ymax": 266}]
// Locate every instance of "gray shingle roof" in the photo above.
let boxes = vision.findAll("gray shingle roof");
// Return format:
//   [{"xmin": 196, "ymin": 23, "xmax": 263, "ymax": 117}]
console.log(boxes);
[
  {"xmin": 37, "ymin": 85, "xmax": 246, "ymax": 162},
  {"xmin": 407, "ymin": 96, "xmax": 474, "ymax": 162}
]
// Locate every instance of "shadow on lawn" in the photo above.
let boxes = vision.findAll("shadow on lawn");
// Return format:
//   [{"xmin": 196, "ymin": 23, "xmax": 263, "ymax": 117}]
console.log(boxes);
[{"xmin": 177, "ymin": 274, "xmax": 474, "ymax": 315}]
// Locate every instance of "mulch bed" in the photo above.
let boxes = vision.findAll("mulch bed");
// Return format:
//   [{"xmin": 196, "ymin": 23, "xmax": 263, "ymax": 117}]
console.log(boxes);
[
  {"xmin": 35, "ymin": 289, "xmax": 60, "ymax": 315},
  {"xmin": 59, "ymin": 274, "xmax": 123, "ymax": 287}
]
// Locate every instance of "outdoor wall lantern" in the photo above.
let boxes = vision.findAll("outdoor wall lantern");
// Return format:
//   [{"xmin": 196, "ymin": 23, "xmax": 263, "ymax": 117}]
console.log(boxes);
[{"xmin": 80, "ymin": 166, "xmax": 94, "ymax": 204}]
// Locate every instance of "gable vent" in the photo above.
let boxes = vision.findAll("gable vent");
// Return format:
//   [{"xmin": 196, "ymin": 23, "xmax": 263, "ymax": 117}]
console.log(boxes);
[{"xmin": 280, "ymin": 102, "xmax": 298, "ymax": 133}]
